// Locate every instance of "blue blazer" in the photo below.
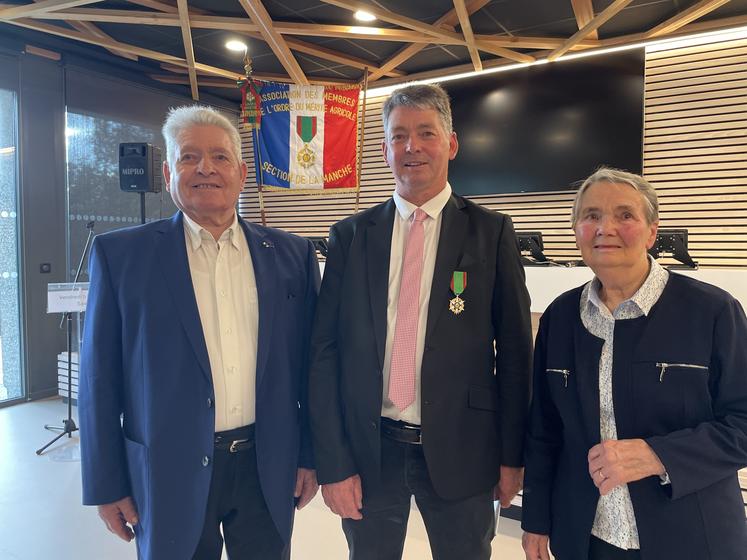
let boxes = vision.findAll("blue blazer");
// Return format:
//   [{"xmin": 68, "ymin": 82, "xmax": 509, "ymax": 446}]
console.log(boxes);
[
  {"xmin": 522, "ymin": 273, "xmax": 747, "ymax": 560},
  {"xmin": 79, "ymin": 212, "xmax": 319, "ymax": 560}
]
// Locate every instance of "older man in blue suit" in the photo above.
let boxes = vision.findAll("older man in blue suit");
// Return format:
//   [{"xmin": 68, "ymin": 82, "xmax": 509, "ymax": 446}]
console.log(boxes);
[{"xmin": 79, "ymin": 105, "xmax": 319, "ymax": 560}]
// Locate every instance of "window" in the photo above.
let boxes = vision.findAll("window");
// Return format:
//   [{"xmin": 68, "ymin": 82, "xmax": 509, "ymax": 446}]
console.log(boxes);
[
  {"xmin": 65, "ymin": 111, "xmax": 177, "ymax": 281},
  {"xmin": 0, "ymin": 88, "xmax": 22, "ymax": 403}
]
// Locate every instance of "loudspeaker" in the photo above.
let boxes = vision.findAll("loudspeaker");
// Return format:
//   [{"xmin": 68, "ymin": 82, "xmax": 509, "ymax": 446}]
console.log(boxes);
[{"xmin": 119, "ymin": 143, "xmax": 162, "ymax": 193}]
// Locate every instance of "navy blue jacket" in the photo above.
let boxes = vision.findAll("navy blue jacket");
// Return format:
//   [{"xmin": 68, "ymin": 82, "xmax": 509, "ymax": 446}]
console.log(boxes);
[
  {"xmin": 79, "ymin": 212, "xmax": 319, "ymax": 560},
  {"xmin": 522, "ymin": 273, "xmax": 747, "ymax": 560}
]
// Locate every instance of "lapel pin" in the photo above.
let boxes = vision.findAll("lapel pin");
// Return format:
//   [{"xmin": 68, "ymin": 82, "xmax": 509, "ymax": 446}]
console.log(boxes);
[{"xmin": 262, "ymin": 240, "xmax": 273, "ymax": 248}]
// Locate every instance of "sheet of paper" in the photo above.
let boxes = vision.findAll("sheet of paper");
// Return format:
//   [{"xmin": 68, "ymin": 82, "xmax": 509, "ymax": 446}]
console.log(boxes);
[{"xmin": 47, "ymin": 282, "xmax": 89, "ymax": 313}]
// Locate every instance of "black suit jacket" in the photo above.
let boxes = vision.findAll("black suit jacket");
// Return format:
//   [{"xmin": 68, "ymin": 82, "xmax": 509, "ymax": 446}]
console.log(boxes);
[{"xmin": 309, "ymin": 194, "xmax": 533, "ymax": 500}]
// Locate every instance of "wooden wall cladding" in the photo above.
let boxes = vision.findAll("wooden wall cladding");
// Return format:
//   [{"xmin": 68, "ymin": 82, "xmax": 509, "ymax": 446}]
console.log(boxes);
[{"xmin": 239, "ymin": 38, "xmax": 746, "ymax": 268}]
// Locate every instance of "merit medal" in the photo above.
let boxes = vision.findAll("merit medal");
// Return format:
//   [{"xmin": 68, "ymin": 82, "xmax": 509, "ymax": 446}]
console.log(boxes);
[
  {"xmin": 296, "ymin": 116, "xmax": 317, "ymax": 169},
  {"xmin": 449, "ymin": 271, "xmax": 467, "ymax": 315}
]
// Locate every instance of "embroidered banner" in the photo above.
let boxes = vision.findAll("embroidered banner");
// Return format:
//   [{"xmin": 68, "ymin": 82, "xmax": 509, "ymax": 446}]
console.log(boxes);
[{"xmin": 245, "ymin": 81, "xmax": 360, "ymax": 192}]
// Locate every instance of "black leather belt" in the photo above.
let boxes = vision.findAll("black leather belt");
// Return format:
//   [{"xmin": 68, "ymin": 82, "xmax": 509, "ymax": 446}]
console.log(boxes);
[
  {"xmin": 381, "ymin": 418, "xmax": 422, "ymax": 445},
  {"xmin": 214, "ymin": 424, "xmax": 255, "ymax": 453}
]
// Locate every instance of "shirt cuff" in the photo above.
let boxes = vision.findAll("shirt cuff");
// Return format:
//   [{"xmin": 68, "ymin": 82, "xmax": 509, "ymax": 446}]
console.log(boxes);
[{"xmin": 659, "ymin": 471, "xmax": 671, "ymax": 485}]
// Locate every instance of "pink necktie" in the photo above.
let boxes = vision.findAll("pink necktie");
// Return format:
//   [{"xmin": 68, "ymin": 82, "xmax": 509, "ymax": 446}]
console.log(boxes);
[{"xmin": 388, "ymin": 208, "xmax": 427, "ymax": 411}]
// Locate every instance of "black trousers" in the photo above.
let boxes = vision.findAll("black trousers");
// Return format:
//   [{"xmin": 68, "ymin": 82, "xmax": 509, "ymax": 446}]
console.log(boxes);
[
  {"xmin": 342, "ymin": 435, "xmax": 495, "ymax": 560},
  {"xmin": 588, "ymin": 535, "xmax": 642, "ymax": 560},
  {"xmin": 192, "ymin": 426, "xmax": 289, "ymax": 560}
]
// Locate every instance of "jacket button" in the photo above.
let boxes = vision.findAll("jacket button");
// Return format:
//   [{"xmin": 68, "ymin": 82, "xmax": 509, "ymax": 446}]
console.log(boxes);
[
  {"xmin": 202, "ymin": 456, "xmax": 210, "ymax": 467},
  {"xmin": 207, "ymin": 397, "xmax": 213, "ymax": 408},
  {"xmin": 370, "ymin": 421, "xmax": 377, "ymax": 429}
]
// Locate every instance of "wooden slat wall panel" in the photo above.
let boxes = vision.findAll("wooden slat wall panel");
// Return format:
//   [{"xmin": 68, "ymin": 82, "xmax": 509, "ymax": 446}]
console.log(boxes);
[
  {"xmin": 643, "ymin": 38, "xmax": 747, "ymax": 268},
  {"xmin": 239, "ymin": 38, "xmax": 747, "ymax": 268}
]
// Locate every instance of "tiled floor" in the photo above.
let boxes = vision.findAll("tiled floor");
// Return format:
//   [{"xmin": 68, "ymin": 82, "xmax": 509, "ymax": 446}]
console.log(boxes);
[{"xmin": 0, "ymin": 398, "xmax": 529, "ymax": 560}]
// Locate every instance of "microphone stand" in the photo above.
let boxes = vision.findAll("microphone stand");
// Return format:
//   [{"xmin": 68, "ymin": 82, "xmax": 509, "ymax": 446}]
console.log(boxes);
[{"xmin": 37, "ymin": 221, "xmax": 96, "ymax": 455}]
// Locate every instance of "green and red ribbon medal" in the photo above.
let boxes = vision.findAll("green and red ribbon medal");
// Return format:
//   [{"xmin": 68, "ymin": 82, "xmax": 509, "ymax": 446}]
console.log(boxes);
[{"xmin": 449, "ymin": 271, "xmax": 467, "ymax": 315}]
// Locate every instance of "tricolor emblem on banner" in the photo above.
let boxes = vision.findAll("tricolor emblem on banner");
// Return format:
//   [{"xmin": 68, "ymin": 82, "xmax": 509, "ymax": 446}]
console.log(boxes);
[
  {"xmin": 244, "ymin": 81, "xmax": 361, "ymax": 192},
  {"xmin": 296, "ymin": 116, "xmax": 317, "ymax": 169}
]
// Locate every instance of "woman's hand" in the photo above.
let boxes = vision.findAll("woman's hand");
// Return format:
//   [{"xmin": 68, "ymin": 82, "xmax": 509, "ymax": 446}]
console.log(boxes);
[
  {"xmin": 522, "ymin": 532, "xmax": 551, "ymax": 560},
  {"xmin": 588, "ymin": 439, "xmax": 666, "ymax": 495}
]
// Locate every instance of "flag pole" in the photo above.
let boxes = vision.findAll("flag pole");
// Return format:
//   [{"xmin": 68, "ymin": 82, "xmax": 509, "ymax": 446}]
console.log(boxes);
[
  {"xmin": 354, "ymin": 67, "xmax": 369, "ymax": 215},
  {"xmin": 241, "ymin": 51, "xmax": 267, "ymax": 226}
]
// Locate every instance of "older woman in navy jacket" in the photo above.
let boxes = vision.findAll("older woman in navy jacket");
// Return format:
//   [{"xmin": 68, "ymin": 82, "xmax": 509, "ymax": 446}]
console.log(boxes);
[{"xmin": 521, "ymin": 168, "xmax": 747, "ymax": 560}]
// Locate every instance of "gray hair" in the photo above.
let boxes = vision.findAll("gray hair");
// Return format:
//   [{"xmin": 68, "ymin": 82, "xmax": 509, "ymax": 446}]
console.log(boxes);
[
  {"xmin": 571, "ymin": 167, "xmax": 659, "ymax": 227},
  {"xmin": 382, "ymin": 83, "xmax": 453, "ymax": 135},
  {"xmin": 162, "ymin": 105, "xmax": 242, "ymax": 168}
]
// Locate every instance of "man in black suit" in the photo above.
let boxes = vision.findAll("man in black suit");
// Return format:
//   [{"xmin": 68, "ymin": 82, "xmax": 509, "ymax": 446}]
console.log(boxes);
[{"xmin": 308, "ymin": 83, "xmax": 533, "ymax": 559}]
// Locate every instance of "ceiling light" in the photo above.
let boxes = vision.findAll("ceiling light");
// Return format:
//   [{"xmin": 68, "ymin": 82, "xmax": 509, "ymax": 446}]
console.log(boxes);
[
  {"xmin": 354, "ymin": 10, "xmax": 376, "ymax": 22},
  {"xmin": 226, "ymin": 40, "xmax": 248, "ymax": 53}
]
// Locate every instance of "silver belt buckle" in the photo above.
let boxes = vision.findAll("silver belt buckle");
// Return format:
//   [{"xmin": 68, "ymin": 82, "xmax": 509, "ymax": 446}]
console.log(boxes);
[{"xmin": 229, "ymin": 438, "xmax": 249, "ymax": 453}]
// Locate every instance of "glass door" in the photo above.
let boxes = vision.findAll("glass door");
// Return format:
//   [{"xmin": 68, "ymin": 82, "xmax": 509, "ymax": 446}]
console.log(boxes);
[{"xmin": 0, "ymin": 87, "xmax": 23, "ymax": 403}]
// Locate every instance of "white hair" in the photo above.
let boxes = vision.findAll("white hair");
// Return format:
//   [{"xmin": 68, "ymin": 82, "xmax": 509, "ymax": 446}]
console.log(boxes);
[
  {"xmin": 161, "ymin": 105, "xmax": 242, "ymax": 168},
  {"xmin": 571, "ymin": 167, "xmax": 659, "ymax": 227}
]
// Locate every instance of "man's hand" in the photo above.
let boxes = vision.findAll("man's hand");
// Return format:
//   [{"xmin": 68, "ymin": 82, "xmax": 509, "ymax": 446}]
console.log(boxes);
[
  {"xmin": 522, "ymin": 532, "xmax": 551, "ymax": 560},
  {"xmin": 321, "ymin": 474, "xmax": 363, "ymax": 520},
  {"xmin": 295, "ymin": 468, "xmax": 319, "ymax": 510},
  {"xmin": 588, "ymin": 439, "xmax": 666, "ymax": 495},
  {"xmin": 494, "ymin": 465, "xmax": 523, "ymax": 508},
  {"xmin": 97, "ymin": 496, "xmax": 139, "ymax": 542}
]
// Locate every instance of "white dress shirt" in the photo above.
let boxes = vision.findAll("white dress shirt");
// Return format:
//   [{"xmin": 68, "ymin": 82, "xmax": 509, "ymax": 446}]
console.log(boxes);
[
  {"xmin": 183, "ymin": 212, "xmax": 259, "ymax": 432},
  {"xmin": 381, "ymin": 184, "xmax": 452, "ymax": 425},
  {"xmin": 581, "ymin": 256, "xmax": 669, "ymax": 550}
]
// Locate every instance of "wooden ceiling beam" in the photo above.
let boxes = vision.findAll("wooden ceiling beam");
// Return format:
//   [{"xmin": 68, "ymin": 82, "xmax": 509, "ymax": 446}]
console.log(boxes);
[
  {"xmin": 548, "ymin": 0, "xmax": 633, "ymax": 61},
  {"xmin": 6, "ymin": 18, "xmax": 244, "ymax": 80},
  {"xmin": 368, "ymin": 0, "xmax": 495, "ymax": 82},
  {"xmin": 645, "ymin": 0, "xmax": 731, "ymax": 38},
  {"xmin": 0, "ymin": 0, "xmax": 98, "ymax": 20},
  {"xmin": 440, "ymin": 0, "xmax": 490, "ymax": 26},
  {"xmin": 27, "ymin": 10, "xmax": 460, "ymax": 43},
  {"xmin": 44, "ymin": 9, "xmax": 594, "ymax": 52},
  {"xmin": 571, "ymin": 0, "xmax": 598, "ymax": 40},
  {"xmin": 453, "ymin": 0, "xmax": 482, "ymax": 71},
  {"xmin": 69, "ymin": 21, "xmax": 138, "ymax": 60},
  {"xmin": 27, "ymin": 0, "xmax": 137, "ymax": 60},
  {"xmin": 237, "ymin": 0, "xmax": 307, "ymax": 85},
  {"xmin": 319, "ymin": 0, "xmax": 466, "ymax": 44},
  {"xmin": 126, "ymin": 0, "xmax": 209, "ymax": 15},
  {"xmin": 25, "ymin": 43, "xmax": 60, "ymax": 59},
  {"xmin": 175, "ymin": 0, "xmax": 198, "ymax": 100},
  {"xmin": 473, "ymin": 34, "xmax": 598, "ymax": 50},
  {"xmin": 281, "ymin": 35, "xmax": 404, "ymax": 77},
  {"xmin": 372, "ymin": 12, "xmax": 747, "ymax": 90},
  {"xmin": 473, "ymin": 41, "xmax": 534, "ymax": 62},
  {"xmin": 275, "ymin": 21, "xmax": 455, "ymax": 43},
  {"xmin": 150, "ymin": 74, "xmax": 236, "ymax": 88},
  {"xmin": 160, "ymin": 62, "xmax": 213, "ymax": 75},
  {"xmin": 34, "ymin": 8, "xmax": 186, "ymax": 25},
  {"xmin": 596, "ymin": 13, "xmax": 747, "ymax": 47},
  {"xmin": 150, "ymin": 72, "xmax": 353, "ymax": 87},
  {"xmin": 27, "ymin": 7, "xmax": 403, "ymax": 77},
  {"xmin": 126, "ymin": 0, "xmax": 178, "ymax": 12},
  {"xmin": 367, "ymin": 44, "xmax": 425, "ymax": 82}
]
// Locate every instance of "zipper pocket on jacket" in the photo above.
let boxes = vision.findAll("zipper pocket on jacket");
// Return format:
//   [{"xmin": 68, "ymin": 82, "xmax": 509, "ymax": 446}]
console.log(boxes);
[
  {"xmin": 656, "ymin": 362, "xmax": 708, "ymax": 383},
  {"xmin": 546, "ymin": 368, "xmax": 570, "ymax": 387}
]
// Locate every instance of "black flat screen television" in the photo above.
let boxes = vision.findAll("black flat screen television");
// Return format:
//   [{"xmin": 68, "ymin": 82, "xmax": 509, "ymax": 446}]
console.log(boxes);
[{"xmin": 443, "ymin": 49, "xmax": 644, "ymax": 195}]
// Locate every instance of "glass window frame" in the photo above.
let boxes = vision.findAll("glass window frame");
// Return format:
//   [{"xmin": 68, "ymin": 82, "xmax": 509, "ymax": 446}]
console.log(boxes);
[{"xmin": 0, "ymin": 53, "xmax": 26, "ymax": 408}]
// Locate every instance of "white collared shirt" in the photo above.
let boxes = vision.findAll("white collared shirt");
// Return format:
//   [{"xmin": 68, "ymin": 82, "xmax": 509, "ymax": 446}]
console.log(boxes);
[
  {"xmin": 581, "ymin": 256, "xmax": 669, "ymax": 550},
  {"xmin": 182, "ymin": 212, "xmax": 259, "ymax": 432},
  {"xmin": 381, "ymin": 184, "xmax": 452, "ymax": 425}
]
